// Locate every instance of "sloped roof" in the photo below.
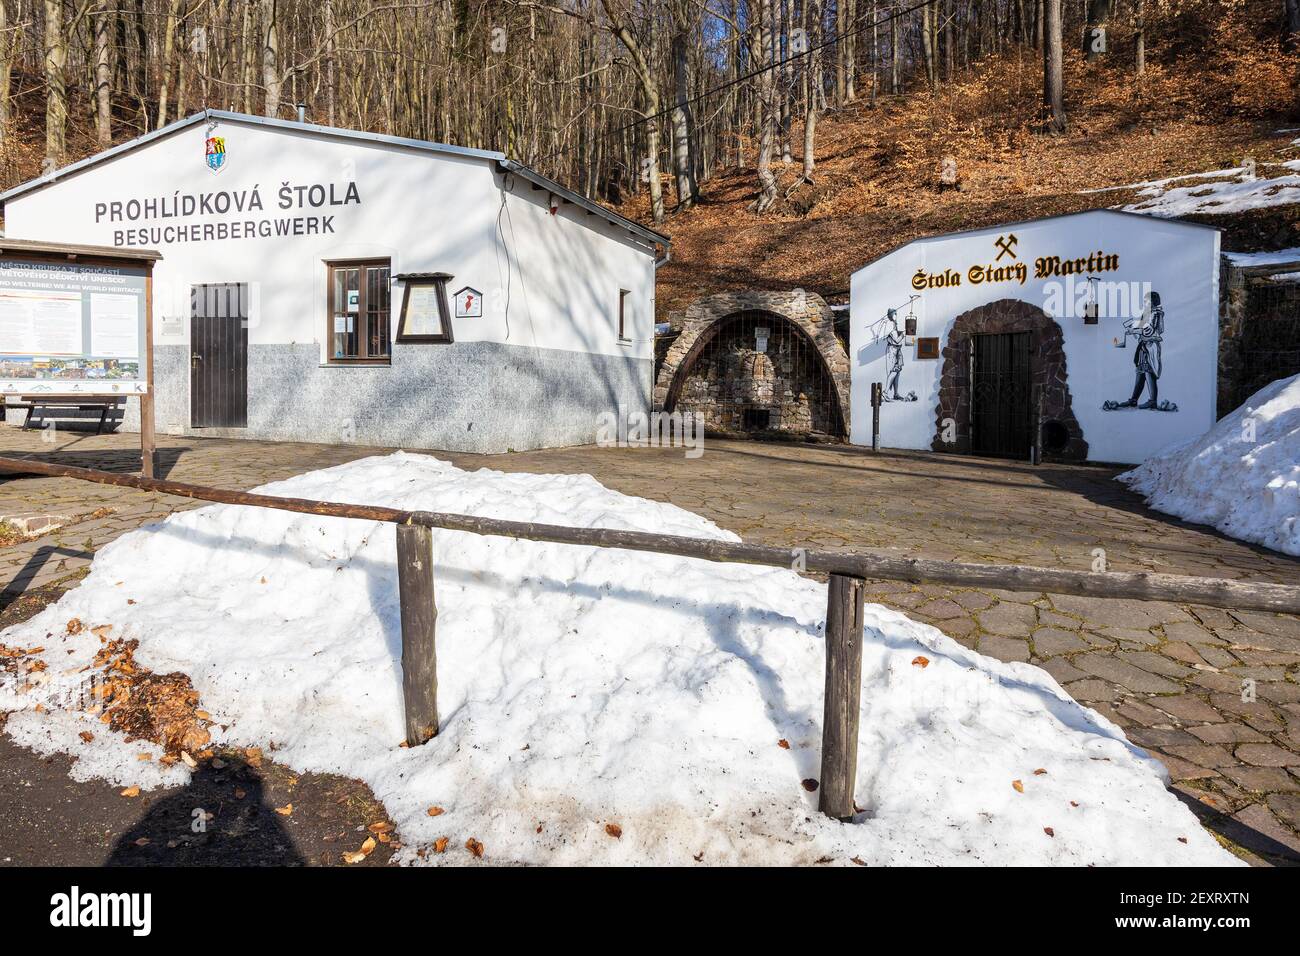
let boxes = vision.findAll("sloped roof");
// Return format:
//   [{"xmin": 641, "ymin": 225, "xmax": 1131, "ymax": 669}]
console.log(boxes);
[{"xmin": 0, "ymin": 109, "xmax": 670, "ymax": 249}]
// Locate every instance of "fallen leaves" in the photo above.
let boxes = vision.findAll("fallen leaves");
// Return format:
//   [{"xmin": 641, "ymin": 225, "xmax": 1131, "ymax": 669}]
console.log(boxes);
[
  {"xmin": 342, "ymin": 836, "xmax": 378, "ymax": 864},
  {"xmin": 1043, "ymin": 827, "xmax": 1055, "ymax": 837},
  {"xmin": 1033, "ymin": 768, "xmax": 1047, "ymax": 776},
  {"xmin": 78, "ymin": 731, "xmax": 94, "ymax": 743},
  {"xmin": 66, "ymin": 618, "xmax": 84, "ymax": 635},
  {"xmin": 275, "ymin": 804, "xmax": 293, "ymax": 816},
  {"xmin": 777, "ymin": 739, "xmax": 790, "ymax": 749},
  {"xmin": 90, "ymin": 624, "xmax": 112, "ymax": 639},
  {"xmin": 120, "ymin": 786, "xmax": 140, "ymax": 798},
  {"xmin": 426, "ymin": 806, "xmax": 445, "ymax": 817},
  {"xmin": 433, "ymin": 837, "xmax": 449, "ymax": 854},
  {"xmin": 801, "ymin": 778, "xmax": 819, "ymax": 792},
  {"xmin": 911, "ymin": 655, "xmax": 930, "ymax": 668},
  {"xmin": 465, "ymin": 837, "xmax": 484, "ymax": 858},
  {"xmin": 604, "ymin": 823, "xmax": 622, "ymax": 839},
  {"xmin": 1012, "ymin": 779, "xmax": 1024, "ymax": 793},
  {"xmin": 180, "ymin": 751, "xmax": 197, "ymax": 768},
  {"xmin": 87, "ymin": 636, "xmax": 212, "ymax": 756}
]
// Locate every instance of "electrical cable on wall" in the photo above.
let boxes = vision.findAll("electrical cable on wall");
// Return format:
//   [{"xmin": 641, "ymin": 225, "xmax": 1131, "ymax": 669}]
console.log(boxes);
[
  {"xmin": 495, "ymin": 172, "xmax": 515, "ymax": 342},
  {"xmin": 494, "ymin": 170, "xmax": 538, "ymax": 346}
]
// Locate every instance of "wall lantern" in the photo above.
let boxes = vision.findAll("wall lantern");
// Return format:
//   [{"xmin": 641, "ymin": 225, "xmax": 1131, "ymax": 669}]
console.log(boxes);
[
  {"xmin": 754, "ymin": 325, "xmax": 770, "ymax": 353},
  {"xmin": 904, "ymin": 298, "xmax": 918, "ymax": 343},
  {"xmin": 1083, "ymin": 276, "xmax": 1100, "ymax": 325}
]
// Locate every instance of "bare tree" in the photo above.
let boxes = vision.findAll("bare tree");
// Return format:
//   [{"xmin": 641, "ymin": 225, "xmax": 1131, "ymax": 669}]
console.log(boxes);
[
  {"xmin": 262, "ymin": 0, "xmax": 281, "ymax": 117},
  {"xmin": 1083, "ymin": 0, "xmax": 1109, "ymax": 60},
  {"xmin": 600, "ymin": 0, "xmax": 665, "ymax": 223},
  {"xmin": 93, "ymin": 0, "xmax": 113, "ymax": 144},
  {"xmin": 1042, "ymin": 0, "xmax": 1065, "ymax": 133},
  {"xmin": 1134, "ymin": 0, "xmax": 1145, "ymax": 74},
  {"xmin": 750, "ymin": 0, "xmax": 778, "ymax": 212},
  {"xmin": 156, "ymin": 0, "xmax": 181, "ymax": 127},
  {"xmin": 668, "ymin": 0, "xmax": 698, "ymax": 208},
  {"xmin": 0, "ymin": 0, "xmax": 11, "ymax": 148},
  {"xmin": 43, "ymin": 0, "xmax": 69, "ymax": 168},
  {"xmin": 800, "ymin": 0, "xmax": 821, "ymax": 184}
]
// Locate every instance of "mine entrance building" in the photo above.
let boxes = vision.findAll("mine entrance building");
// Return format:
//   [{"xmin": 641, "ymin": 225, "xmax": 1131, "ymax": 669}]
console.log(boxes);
[{"xmin": 0, "ymin": 109, "xmax": 668, "ymax": 454}]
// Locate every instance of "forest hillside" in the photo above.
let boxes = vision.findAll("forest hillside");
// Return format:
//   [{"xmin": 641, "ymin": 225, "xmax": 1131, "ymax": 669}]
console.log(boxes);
[{"xmin": 0, "ymin": 0, "xmax": 1295, "ymax": 318}]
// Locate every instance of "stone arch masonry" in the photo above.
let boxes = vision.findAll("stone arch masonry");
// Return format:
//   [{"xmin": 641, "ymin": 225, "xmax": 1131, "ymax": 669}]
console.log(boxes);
[
  {"xmin": 654, "ymin": 290, "xmax": 852, "ymax": 436},
  {"xmin": 935, "ymin": 298, "xmax": 1089, "ymax": 461}
]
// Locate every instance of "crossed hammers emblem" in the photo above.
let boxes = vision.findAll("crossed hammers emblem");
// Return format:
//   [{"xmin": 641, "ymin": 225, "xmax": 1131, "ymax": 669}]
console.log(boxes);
[{"xmin": 994, "ymin": 233, "xmax": 1019, "ymax": 261}]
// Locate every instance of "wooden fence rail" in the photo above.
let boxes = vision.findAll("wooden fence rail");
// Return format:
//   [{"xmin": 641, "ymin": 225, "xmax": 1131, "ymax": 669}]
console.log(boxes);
[{"xmin": 3, "ymin": 454, "xmax": 1300, "ymax": 821}]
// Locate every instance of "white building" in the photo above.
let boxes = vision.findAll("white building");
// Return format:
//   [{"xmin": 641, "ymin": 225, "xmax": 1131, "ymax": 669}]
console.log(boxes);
[
  {"xmin": 849, "ymin": 210, "xmax": 1221, "ymax": 465},
  {"xmin": 0, "ymin": 109, "xmax": 668, "ymax": 452}
]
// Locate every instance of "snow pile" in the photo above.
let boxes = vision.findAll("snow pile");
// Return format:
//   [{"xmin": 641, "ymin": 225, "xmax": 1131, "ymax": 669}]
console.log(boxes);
[
  {"xmin": 0, "ymin": 453, "xmax": 1237, "ymax": 865},
  {"xmin": 1121, "ymin": 375, "xmax": 1300, "ymax": 556}
]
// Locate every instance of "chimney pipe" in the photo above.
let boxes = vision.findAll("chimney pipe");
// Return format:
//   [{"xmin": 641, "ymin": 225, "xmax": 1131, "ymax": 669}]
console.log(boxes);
[{"xmin": 296, "ymin": 103, "xmax": 307, "ymax": 123}]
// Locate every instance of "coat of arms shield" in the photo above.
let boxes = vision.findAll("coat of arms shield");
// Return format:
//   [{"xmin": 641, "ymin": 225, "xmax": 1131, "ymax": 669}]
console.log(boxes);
[{"xmin": 205, "ymin": 135, "xmax": 227, "ymax": 173}]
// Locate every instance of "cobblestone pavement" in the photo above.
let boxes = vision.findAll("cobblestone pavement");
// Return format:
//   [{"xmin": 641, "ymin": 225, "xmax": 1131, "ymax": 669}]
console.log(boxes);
[{"xmin": 2, "ymin": 428, "xmax": 1298, "ymax": 864}]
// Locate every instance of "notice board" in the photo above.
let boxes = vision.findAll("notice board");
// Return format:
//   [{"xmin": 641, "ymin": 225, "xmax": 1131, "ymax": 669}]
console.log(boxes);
[{"xmin": 0, "ymin": 256, "xmax": 149, "ymax": 396}]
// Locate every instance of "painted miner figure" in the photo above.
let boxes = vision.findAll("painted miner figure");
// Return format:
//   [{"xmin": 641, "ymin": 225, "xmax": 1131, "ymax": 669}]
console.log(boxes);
[
  {"xmin": 882, "ymin": 309, "xmax": 910, "ymax": 402},
  {"xmin": 1114, "ymin": 290, "xmax": 1166, "ymax": 410}
]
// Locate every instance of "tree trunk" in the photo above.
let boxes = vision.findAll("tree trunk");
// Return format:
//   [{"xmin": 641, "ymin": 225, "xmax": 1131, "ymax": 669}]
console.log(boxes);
[
  {"xmin": 844, "ymin": 0, "xmax": 856, "ymax": 101},
  {"xmin": 752, "ymin": 0, "xmax": 778, "ymax": 212},
  {"xmin": 157, "ymin": 0, "xmax": 182, "ymax": 129},
  {"xmin": 93, "ymin": 0, "xmax": 113, "ymax": 145},
  {"xmin": 835, "ymin": 0, "xmax": 845, "ymax": 104},
  {"xmin": 601, "ymin": 0, "xmax": 664, "ymax": 223},
  {"xmin": 802, "ymin": 0, "xmax": 820, "ymax": 181},
  {"xmin": 1284, "ymin": 0, "xmax": 1300, "ymax": 52},
  {"xmin": 670, "ymin": 28, "xmax": 697, "ymax": 208},
  {"xmin": 1042, "ymin": 0, "xmax": 1066, "ymax": 132},
  {"xmin": 324, "ymin": 0, "xmax": 337, "ymax": 125},
  {"xmin": 133, "ymin": 0, "xmax": 148, "ymax": 123},
  {"xmin": 921, "ymin": 3, "xmax": 937, "ymax": 89},
  {"xmin": 263, "ymin": 0, "xmax": 281, "ymax": 118},
  {"xmin": 43, "ymin": 0, "xmax": 68, "ymax": 170},
  {"xmin": 780, "ymin": 0, "xmax": 793, "ymax": 160},
  {"xmin": 0, "ymin": 0, "xmax": 11, "ymax": 147},
  {"xmin": 1135, "ymin": 0, "xmax": 1146, "ymax": 74},
  {"xmin": 890, "ymin": 3, "xmax": 901, "ymax": 93},
  {"xmin": 1083, "ymin": 0, "xmax": 1110, "ymax": 60}
]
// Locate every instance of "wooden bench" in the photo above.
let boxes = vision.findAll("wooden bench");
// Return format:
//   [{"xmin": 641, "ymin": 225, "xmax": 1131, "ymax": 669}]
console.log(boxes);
[{"xmin": 9, "ymin": 394, "xmax": 127, "ymax": 434}]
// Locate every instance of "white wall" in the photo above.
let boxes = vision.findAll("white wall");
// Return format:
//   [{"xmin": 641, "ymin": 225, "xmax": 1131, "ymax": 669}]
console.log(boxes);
[
  {"xmin": 849, "ymin": 210, "xmax": 1220, "ymax": 464},
  {"xmin": 4, "ymin": 116, "xmax": 657, "ymax": 365}
]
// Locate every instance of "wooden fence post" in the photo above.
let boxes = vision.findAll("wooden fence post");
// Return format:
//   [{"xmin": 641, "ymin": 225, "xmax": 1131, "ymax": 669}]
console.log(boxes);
[
  {"xmin": 396, "ymin": 522, "xmax": 438, "ymax": 746},
  {"xmin": 818, "ymin": 573, "xmax": 865, "ymax": 821}
]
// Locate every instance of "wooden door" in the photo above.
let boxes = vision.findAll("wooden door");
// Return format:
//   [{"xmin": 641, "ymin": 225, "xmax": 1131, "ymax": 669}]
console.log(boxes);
[
  {"xmin": 190, "ymin": 283, "xmax": 248, "ymax": 428},
  {"xmin": 971, "ymin": 331, "xmax": 1032, "ymax": 459}
]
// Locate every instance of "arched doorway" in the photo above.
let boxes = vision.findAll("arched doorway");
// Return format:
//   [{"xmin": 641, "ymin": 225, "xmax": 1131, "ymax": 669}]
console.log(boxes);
[
  {"xmin": 655, "ymin": 291, "xmax": 850, "ymax": 440},
  {"xmin": 934, "ymin": 298, "xmax": 1088, "ymax": 460}
]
